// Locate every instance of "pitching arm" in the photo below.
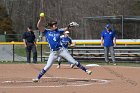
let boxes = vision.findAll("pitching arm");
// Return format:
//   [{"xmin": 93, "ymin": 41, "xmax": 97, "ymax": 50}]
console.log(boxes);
[{"xmin": 37, "ymin": 13, "xmax": 46, "ymax": 32}]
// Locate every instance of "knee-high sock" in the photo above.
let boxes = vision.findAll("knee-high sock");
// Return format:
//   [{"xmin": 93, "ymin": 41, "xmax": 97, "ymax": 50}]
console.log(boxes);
[
  {"xmin": 37, "ymin": 69, "xmax": 46, "ymax": 79},
  {"xmin": 76, "ymin": 62, "xmax": 87, "ymax": 72}
]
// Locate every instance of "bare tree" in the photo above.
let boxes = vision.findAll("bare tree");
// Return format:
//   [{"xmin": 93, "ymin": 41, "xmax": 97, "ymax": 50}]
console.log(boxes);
[{"xmin": 0, "ymin": 0, "xmax": 139, "ymax": 39}]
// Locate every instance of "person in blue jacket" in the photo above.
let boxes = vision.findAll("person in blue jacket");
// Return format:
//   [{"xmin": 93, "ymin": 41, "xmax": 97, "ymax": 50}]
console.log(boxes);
[{"xmin": 101, "ymin": 24, "xmax": 116, "ymax": 65}]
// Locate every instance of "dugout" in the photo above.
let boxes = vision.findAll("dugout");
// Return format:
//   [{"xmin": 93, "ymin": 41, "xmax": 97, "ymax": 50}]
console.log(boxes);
[{"xmin": 82, "ymin": 16, "xmax": 140, "ymax": 39}]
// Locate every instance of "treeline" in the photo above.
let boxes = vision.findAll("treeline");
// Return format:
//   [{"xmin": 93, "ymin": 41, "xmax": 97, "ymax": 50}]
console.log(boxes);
[
  {"xmin": 0, "ymin": 0, "xmax": 140, "ymax": 39},
  {"xmin": 0, "ymin": 5, "xmax": 14, "ymax": 34}
]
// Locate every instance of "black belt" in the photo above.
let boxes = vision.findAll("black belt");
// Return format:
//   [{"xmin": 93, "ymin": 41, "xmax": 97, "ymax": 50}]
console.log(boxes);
[
  {"xmin": 26, "ymin": 42, "xmax": 34, "ymax": 43},
  {"xmin": 26, "ymin": 42, "xmax": 35, "ymax": 45},
  {"xmin": 51, "ymin": 47, "xmax": 62, "ymax": 51}
]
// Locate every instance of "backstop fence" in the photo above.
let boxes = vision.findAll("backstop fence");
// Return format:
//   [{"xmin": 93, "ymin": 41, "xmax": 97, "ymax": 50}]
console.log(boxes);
[{"xmin": 82, "ymin": 16, "xmax": 140, "ymax": 39}]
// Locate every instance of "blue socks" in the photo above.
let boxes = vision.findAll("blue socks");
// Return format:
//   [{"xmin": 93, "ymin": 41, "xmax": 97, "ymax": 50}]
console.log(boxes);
[
  {"xmin": 76, "ymin": 62, "xmax": 87, "ymax": 72},
  {"xmin": 37, "ymin": 69, "xmax": 46, "ymax": 79},
  {"xmin": 37, "ymin": 62, "xmax": 86, "ymax": 79}
]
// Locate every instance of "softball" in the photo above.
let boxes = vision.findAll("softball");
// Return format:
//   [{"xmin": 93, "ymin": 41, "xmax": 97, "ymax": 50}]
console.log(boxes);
[{"xmin": 40, "ymin": 13, "xmax": 45, "ymax": 17}]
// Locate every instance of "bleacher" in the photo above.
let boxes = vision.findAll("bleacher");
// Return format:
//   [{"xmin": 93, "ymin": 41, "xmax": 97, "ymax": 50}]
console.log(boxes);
[
  {"xmin": 39, "ymin": 39, "xmax": 140, "ymax": 62},
  {"xmin": 68, "ymin": 45, "xmax": 140, "ymax": 62}
]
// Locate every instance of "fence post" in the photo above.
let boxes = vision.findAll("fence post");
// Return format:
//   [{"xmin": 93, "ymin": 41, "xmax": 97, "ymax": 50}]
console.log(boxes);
[
  {"xmin": 41, "ymin": 44, "xmax": 43, "ymax": 62},
  {"xmin": 71, "ymin": 47, "xmax": 74, "ymax": 57},
  {"xmin": 121, "ymin": 15, "xmax": 124, "ymax": 39},
  {"xmin": 13, "ymin": 44, "xmax": 15, "ymax": 62}
]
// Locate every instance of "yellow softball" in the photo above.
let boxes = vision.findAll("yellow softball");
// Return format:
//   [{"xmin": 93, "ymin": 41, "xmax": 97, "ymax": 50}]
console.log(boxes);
[{"xmin": 40, "ymin": 13, "xmax": 45, "ymax": 17}]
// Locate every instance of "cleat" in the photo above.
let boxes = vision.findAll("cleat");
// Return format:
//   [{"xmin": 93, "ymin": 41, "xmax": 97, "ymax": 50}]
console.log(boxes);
[
  {"xmin": 86, "ymin": 70, "xmax": 92, "ymax": 75},
  {"xmin": 106, "ymin": 61, "xmax": 110, "ymax": 64},
  {"xmin": 32, "ymin": 78, "xmax": 39, "ymax": 82},
  {"xmin": 113, "ymin": 63, "xmax": 117, "ymax": 66},
  {"xmin": 70, "ymin": 64, "xmax": 75, "ymax": 68},
  {"xmin": 57, "ymin": 65, "xmax": 60, "ymax": 69}
]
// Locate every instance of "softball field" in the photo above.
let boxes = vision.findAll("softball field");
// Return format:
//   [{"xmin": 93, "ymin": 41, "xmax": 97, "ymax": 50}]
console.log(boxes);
[{"xmin": 0, "ymin": 64, "xmax": 140, "ymax": 93}]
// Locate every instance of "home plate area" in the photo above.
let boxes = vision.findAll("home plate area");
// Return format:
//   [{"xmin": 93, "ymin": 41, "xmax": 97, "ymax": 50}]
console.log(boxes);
[{"xmin": 0, "ymin": 77, "xmax": 109, "ymax": 88}]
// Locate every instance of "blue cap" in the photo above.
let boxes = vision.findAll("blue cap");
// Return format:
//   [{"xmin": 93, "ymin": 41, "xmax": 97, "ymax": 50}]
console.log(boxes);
[{"xmin": 105, "ymin": 24, "xmax": 111, "ymax": 28}]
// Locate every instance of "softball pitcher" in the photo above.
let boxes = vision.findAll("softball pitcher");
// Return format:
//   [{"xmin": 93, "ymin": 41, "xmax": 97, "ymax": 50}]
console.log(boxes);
[{"xmin": 33, "ymin": 13, "xmax": 92, "ymax": 82}]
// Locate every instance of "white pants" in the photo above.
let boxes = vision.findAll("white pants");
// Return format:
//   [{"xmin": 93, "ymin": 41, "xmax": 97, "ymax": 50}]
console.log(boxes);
[{"xmin": 44, "ymin": 48, "xmax": 78, "ymax": 71}]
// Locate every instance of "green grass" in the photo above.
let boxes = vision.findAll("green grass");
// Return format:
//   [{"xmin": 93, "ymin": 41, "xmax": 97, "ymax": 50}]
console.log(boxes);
[
  {"xmin": 15, "ymin": 45, "xmax": 26, "ymax": 57},
  {"xmin": 0, "ymin": 61, "xmax": 140, "ymax": 67},
  {"xmin": 111, "ymin": 62, "xmax": 140, "ymax": 67},
  {"xmin": 0, "ymin": 61, "xmax": 46, "ymax": 64},
  {"xmin": 84, "ymin": 62, "xmax": 140, "ymax": 67},
  {"xmin": 14, "ymin": 45, "xmax": 50, "ymax": 57}
]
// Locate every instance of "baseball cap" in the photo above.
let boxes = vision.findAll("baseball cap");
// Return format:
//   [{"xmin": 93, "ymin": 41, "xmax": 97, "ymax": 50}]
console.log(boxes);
[
  {"xmin": 105, "ymin": 24, "xmax": 111, "ymax": 28},
  {"xmin": 65, "ymin": 31, "xmax": 70, "ymax": 34}
]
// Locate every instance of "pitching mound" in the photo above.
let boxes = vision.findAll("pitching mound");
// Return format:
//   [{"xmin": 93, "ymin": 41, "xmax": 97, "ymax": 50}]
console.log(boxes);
[{"xmin": 1, "ymin": 77, "xmax": 109, "ymax": 88}]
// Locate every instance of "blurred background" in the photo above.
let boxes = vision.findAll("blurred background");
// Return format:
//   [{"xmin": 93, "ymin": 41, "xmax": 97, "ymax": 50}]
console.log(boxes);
[{"xmin": 0, "ymin": 0, "xmax": 140, "ymax": 41}]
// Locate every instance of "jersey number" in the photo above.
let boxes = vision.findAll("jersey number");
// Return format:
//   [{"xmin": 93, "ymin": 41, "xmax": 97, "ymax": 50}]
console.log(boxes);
[{"xmin": 53, "ymin": 37, "xmax": 56, "ymax": 41}]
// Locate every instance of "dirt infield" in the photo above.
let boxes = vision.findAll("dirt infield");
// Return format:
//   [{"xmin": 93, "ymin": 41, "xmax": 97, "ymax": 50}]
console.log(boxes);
[{"xmin": 0, "ymin": 64, "xmax": 140, "ymax": 93}]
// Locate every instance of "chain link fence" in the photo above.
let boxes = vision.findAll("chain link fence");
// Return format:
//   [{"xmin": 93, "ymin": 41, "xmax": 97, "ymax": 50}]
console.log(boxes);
[
  {"xmin": 0, "ymin": 43, "xmax": 50, "ymax": 62},
  {"xmin": 83, "ymin": 16, "xmax": 140, "ymax": 39},
  {"xmin": 0, "ymin": 41, "xmax": 140, "ymax": 62}
]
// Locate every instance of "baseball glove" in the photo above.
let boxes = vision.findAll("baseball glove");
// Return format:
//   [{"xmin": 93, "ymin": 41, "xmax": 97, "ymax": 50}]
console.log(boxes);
[{"xmin": 69, "ymin": 22, "xmax": 79, "ymax": 27}]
